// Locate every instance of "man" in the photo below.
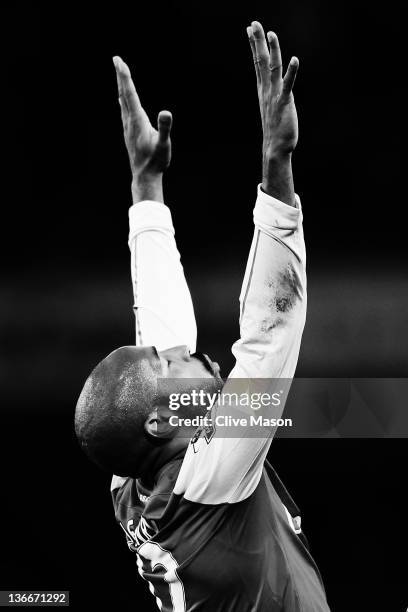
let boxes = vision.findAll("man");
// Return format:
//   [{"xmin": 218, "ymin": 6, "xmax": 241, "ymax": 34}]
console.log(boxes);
[{"xmin": 75, "ymin": 20, "xmax": 330, "ymax": 611}]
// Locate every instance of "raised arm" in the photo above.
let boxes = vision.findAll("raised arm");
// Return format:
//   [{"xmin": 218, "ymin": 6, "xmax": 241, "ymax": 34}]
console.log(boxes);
[
  {"xmin": 113, "ymin": 57, "xmax": 197, "ymax": 352},
  {"xmin": 231, "ymin": 21, "xmax": 304, "ymax": 379},
  {"xmin": 110, "ymin": 58, "xmax": 197, "ymax": 490},
  {"xmin": 175, "ymin": 22, "xmax": 306, "ymax": 504}
]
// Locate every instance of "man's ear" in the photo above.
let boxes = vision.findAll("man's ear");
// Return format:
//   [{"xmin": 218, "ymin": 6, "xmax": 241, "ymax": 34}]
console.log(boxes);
[{"xmin": 144, "ymin": 408, "xmax": 177, "ymax": 439}]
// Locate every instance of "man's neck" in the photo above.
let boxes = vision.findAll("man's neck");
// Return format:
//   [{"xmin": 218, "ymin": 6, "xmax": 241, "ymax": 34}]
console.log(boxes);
[{"xmin": 140, "ymin": 443, "xmax": 188, "ymax": 490}]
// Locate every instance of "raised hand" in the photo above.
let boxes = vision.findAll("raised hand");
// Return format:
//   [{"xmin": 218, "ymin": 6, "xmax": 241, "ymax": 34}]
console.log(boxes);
[
  {"xmin": 247, "ymin": 22, "xmax": 299, "ymax": 159},
  {"xmin": 113, "ymin": 56, "xmax": 172, "ymax": 179},
  {"xmin": 246, "ymin": 22, "xmax": 299, "ymax": 206}
]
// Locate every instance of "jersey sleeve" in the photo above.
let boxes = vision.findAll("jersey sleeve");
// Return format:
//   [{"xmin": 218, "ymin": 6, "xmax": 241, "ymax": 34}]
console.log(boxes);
[
  {"xmin": 174, "ymin": 186, "xmax": 307, "ymax": 505},
  {"xmin": 128, "ymin": 200, "xmax": 197, "ymax": 353}
]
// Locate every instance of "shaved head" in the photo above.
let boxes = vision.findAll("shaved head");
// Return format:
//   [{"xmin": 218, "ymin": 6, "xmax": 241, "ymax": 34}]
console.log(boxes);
[{"xmin": 75, "ymin": 346, "xmax": 161, "ymax": 477}]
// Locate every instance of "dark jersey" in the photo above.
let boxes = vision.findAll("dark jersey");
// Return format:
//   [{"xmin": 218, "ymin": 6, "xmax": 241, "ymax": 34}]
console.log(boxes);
[{"xmin": 112, "ymin": 450, "xmax": 330, "ymax": 611}]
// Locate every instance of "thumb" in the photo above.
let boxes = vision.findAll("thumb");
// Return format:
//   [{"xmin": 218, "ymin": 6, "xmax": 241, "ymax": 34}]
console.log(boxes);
[
  {"xmin": 158, "ymin": 110, "xmax": 173, "ymax": 143},
  {"xmin": 282, "ymin": 57, "xmax": 299, "ymax": 100}
]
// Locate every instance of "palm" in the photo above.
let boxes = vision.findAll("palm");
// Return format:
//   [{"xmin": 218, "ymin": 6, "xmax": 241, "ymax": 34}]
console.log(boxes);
[
  {"xmin": 262, "ymin": 90, "xmax": 298, "ymax": 157},
  {"xmin": 126, "ymin": 115, "xmax": 162, "ymax": 170},
  {"xmin": 114, "ymin": 57, "xmax": 172, "ymax": 175}
]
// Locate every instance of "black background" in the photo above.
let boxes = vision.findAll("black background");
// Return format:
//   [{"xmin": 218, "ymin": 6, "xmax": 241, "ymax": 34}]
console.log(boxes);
[{"xmin": 2, "ymin": 1, "xmax": 407, "ymax": 610}]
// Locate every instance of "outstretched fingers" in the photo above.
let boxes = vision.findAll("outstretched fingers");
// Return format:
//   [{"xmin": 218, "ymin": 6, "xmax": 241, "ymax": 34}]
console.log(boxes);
[
  {"xmin": 282, "ymin": 57, "xmax": 299, "ymax": 99},
  {"xmin": 113, "ymin": 57, "xmax": 127, "ymax": 123},
  {"xmin": 113, "ymin": 56, "xmax": 143, "ymax": 122}
]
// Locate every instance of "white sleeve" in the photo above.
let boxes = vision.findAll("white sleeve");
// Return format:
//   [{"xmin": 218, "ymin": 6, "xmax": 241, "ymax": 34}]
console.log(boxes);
[
  {"xmin": 128, "ymin": 200, "xmax": 197, "ymax": 352},
  {"xmin": 174, "ymin": 186, "xmax": 307, "ymax": 504},
  {"xmin": 111, "ymin": 199, "xmax": 197, "ymax": 491}
]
